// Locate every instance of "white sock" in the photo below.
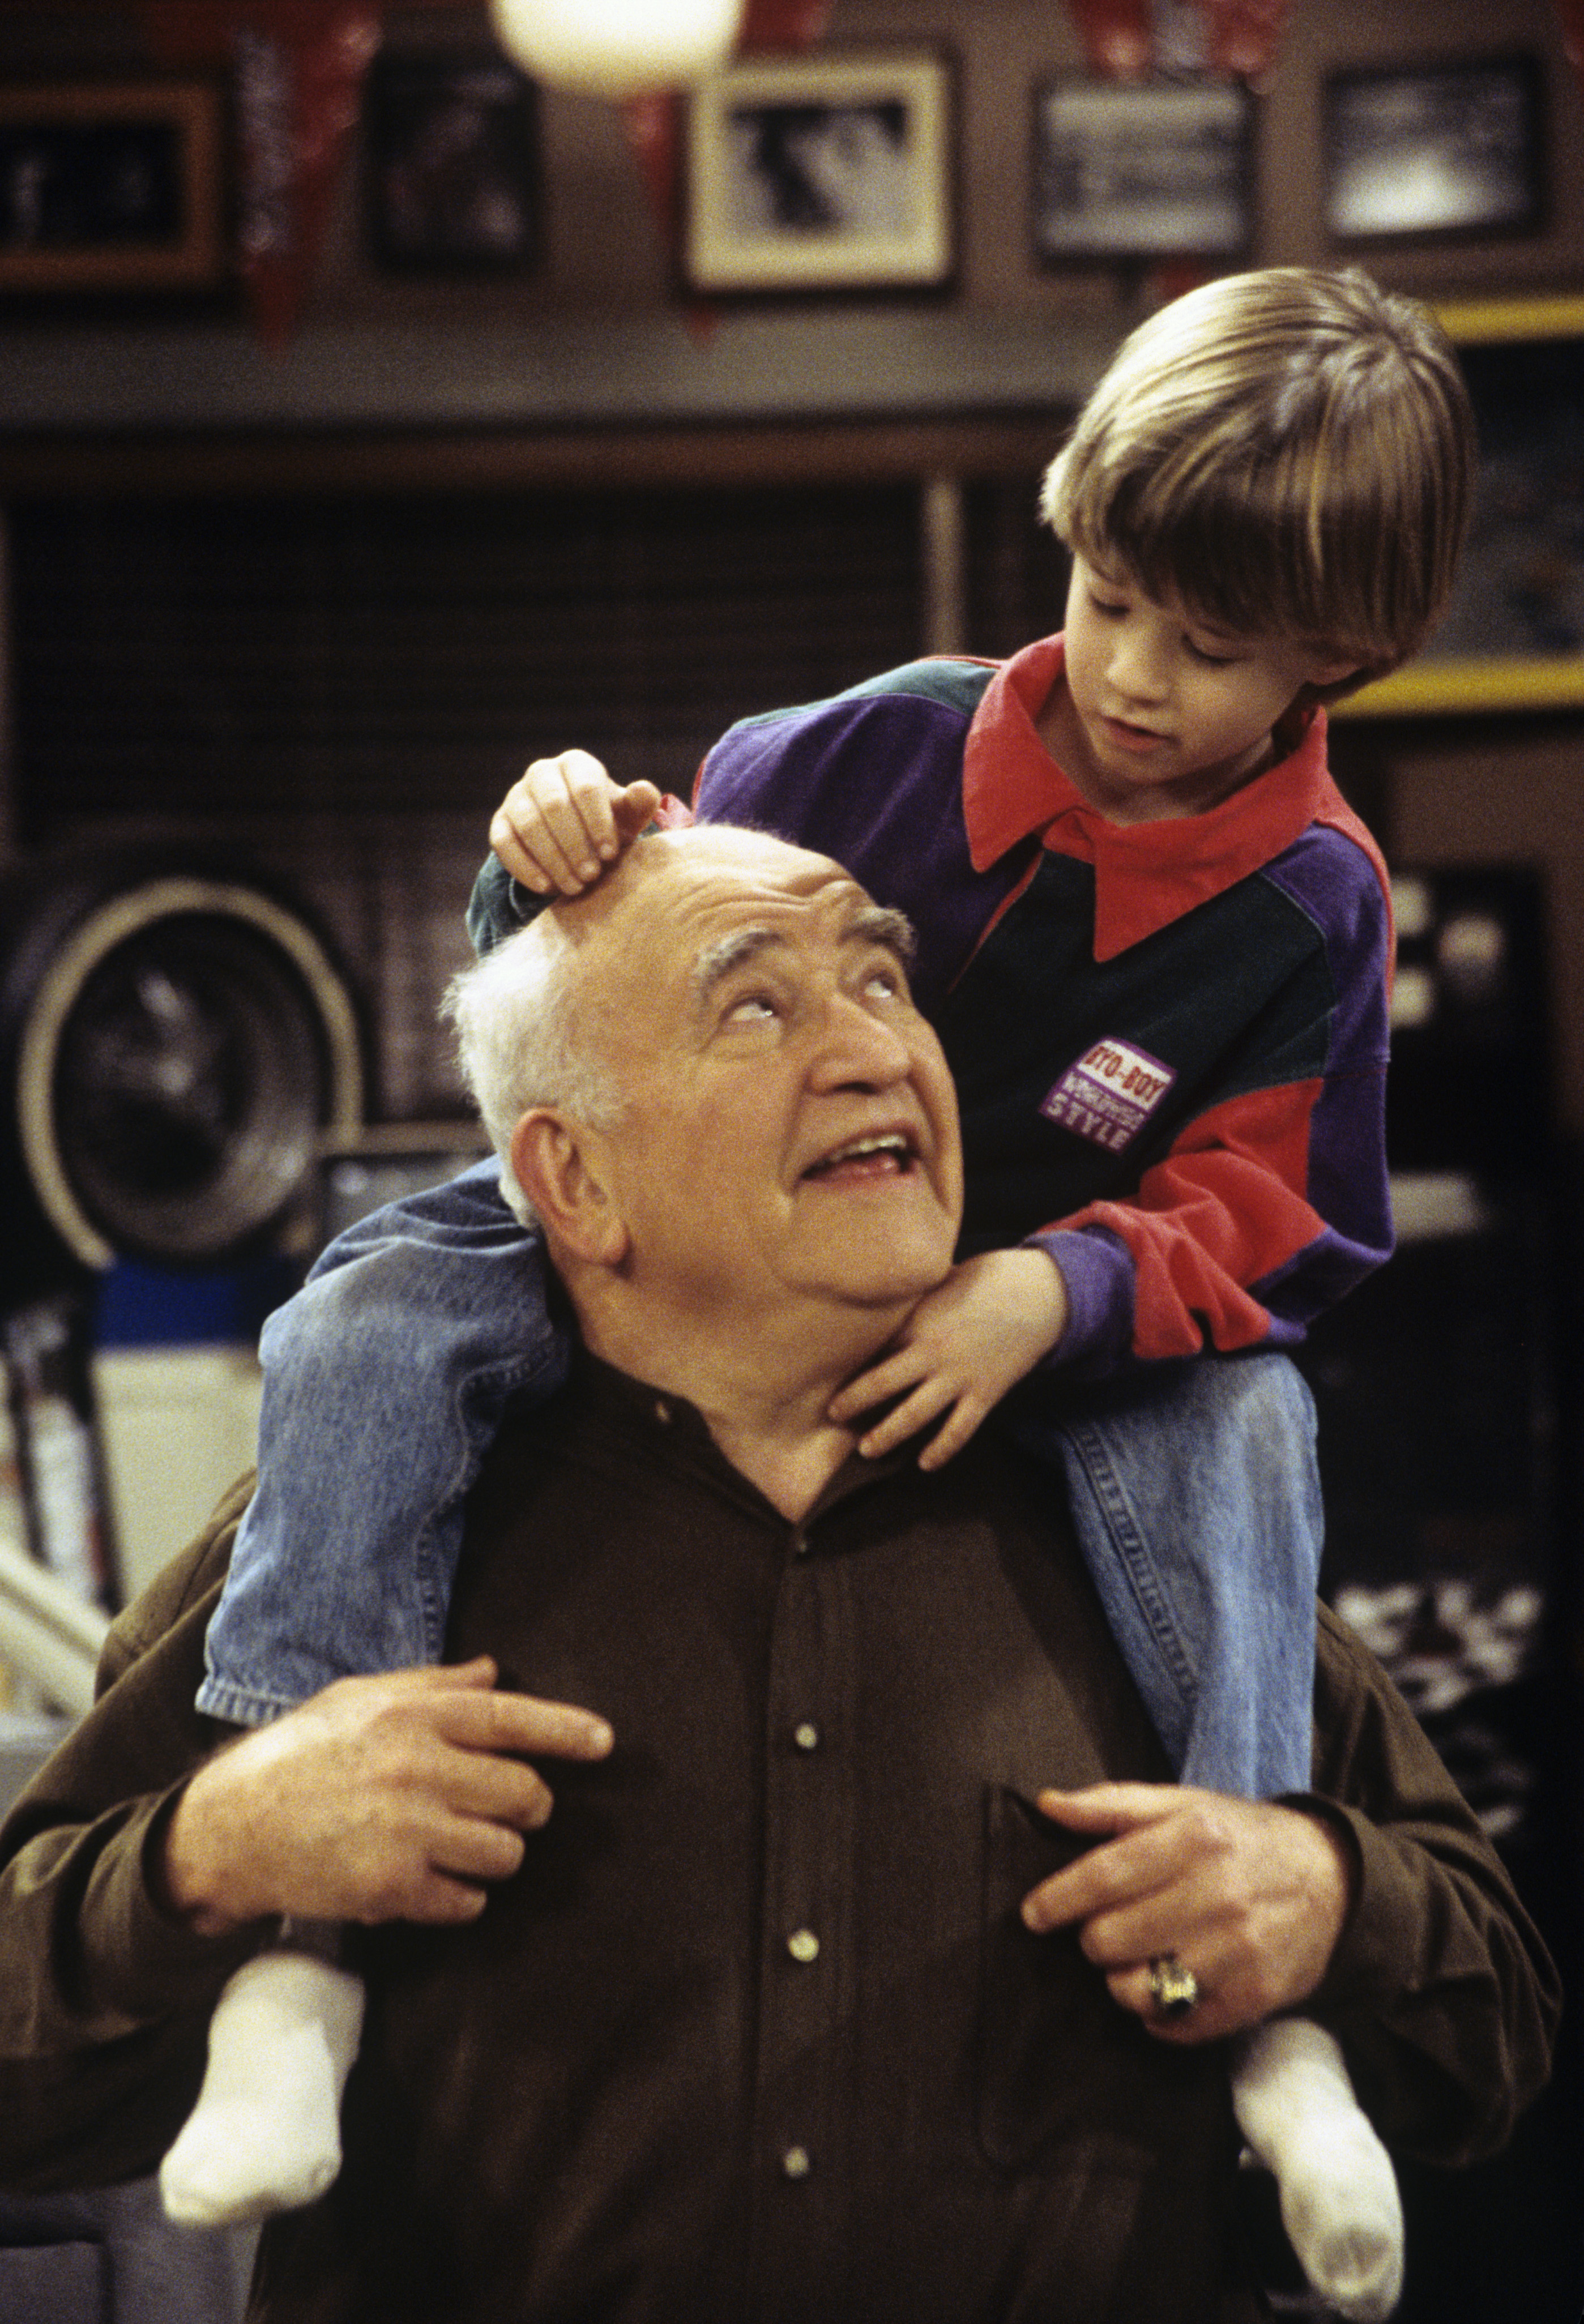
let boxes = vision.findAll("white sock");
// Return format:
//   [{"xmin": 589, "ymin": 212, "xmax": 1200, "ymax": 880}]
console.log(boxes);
[
  {"xmin": 1232, "ymin": 2017, "xmax": 1404, "ymax": 2322},
  {"xmin": 160, "ymin": 1949, "xmax": 366, "ymax": 2228}
]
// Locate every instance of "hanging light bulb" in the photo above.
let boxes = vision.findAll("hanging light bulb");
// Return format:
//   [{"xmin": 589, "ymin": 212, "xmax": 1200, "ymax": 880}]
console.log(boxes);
[{"xmin": 488, "ymin": 0, "xmax": 745, "ymax": 100}]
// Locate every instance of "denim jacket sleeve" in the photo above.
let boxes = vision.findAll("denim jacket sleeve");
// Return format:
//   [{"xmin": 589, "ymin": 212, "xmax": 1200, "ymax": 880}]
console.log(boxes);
[{"xmin": 467, "ymin": 853, "xmax": 543, "ymax": 956}]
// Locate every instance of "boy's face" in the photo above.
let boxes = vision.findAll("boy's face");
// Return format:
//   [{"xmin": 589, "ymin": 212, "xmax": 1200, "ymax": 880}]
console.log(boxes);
[{"xmin": 1049, "ymin": 554, "xmax": 1356, "ymax": 824}]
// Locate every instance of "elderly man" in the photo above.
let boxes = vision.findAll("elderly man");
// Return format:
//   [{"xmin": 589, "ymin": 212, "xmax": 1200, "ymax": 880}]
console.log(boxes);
[{"xmin": 0, "ymin": 827, "xmax": 1558, "ymax": 2324}]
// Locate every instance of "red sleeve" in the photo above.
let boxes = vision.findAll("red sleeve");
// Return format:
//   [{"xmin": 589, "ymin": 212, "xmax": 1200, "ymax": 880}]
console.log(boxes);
[{"xmin": 1046, "ymin": 1075, "xmax": 1391, "ymax": 1364}]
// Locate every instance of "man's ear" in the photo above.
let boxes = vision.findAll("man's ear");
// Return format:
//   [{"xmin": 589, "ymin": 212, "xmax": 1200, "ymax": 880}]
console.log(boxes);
[{"xmin": 510, "ymin": 1109, "xmax": 630, "ymax": 1266}]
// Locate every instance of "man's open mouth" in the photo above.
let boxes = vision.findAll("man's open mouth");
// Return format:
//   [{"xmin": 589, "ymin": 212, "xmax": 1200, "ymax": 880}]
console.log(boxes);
[{"xmin": 801, "ymin": 1132, "xmax": 917, "ymax": 1182}]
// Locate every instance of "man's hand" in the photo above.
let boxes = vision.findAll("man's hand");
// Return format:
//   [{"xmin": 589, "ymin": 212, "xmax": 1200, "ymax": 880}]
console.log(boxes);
[
  {"xmin": 826, "ymin": 1248, "xmax": 1069, "ymax": 1469},
  {"xmin": 490, "ymin": 751, "xmax": 663, "ymax": 895},
  {"xmin": 163, "ymin": 1659, "xmax": 613, "ymax": 1937},
  {"xmin": 1020, "ymin": 1784, "xmax": 1355, "ymax": 2044}
]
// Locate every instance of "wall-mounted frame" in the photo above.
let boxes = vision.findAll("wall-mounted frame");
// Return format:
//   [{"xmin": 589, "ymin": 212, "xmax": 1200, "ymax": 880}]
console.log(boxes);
[
  {"xmin": 1322, "ymin": 55, "xmax": 1543, "ymax": 245},
  {"xmin": 684, "ymin": 49, "xmax": 954, "ymax": 295},
  {"xmin": 0, "ymin": 79, "xmax": 226, "ymax": 293},
  {"xmin": 1031, "ymin": 78, "xmax": 1253, "ymax": 264},
  {"xmin": 1339, "ymin": 297, "xmax": 1584, "ymax": 719},
  {"xmin": 364, "ymin": 46, "xmax": 539, "ymax": 274}
]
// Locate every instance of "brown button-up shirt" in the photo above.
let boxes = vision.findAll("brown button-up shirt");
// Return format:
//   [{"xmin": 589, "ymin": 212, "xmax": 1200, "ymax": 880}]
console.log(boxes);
[{"xmin": 0, "ymin": 1355, "xmax": 1560, "ymax": 2323}]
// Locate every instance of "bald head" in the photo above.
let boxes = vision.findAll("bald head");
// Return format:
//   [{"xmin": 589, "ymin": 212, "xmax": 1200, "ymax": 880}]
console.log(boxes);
[{"xmin": 447, "ymin": 826, "xmax": 963, "ymax": 1377}]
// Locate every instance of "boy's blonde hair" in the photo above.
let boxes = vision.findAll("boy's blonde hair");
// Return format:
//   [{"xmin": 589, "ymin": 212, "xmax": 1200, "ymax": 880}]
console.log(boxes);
[{"xmin": 1040, "ymin": 267, "xmax": 1475, "ymax": 690}]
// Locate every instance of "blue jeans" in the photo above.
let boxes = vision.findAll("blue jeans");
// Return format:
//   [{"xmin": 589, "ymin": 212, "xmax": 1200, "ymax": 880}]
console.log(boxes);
[
  {"xmin": 199, "ymin": 1164, "xmax": 1321, "ymax": 1799},
  {"xmin": 1005, "ymin": 1357, "xmax": 1321, "ymax": 1796},
  {"xmin": 198, "ymin": 1161, "xmax": 568, "ymax": 1724}
]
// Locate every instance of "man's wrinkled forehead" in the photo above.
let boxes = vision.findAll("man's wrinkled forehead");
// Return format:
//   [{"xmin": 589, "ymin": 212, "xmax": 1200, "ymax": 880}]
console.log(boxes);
[
  {"xmin": 688, "ymin": 892, "xmax": 915, "ymax": 1015},
  {"xmin": 600, "ymin": 829, "xmax": 907, "ymax": 999}
]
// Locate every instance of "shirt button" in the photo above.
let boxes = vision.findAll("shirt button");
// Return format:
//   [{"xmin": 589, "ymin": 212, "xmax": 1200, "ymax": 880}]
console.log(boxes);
[
  {"xmin": 782, "ymin": 2144, "xmax": 812, "ymax": 2180},
  {"xmin": 787, "ymin": 1927, "xmax": 820, "ymax": 1963},
  {"xmin": 792, "ymin": 1721, "xmax": 820, "ymax": 1752}
]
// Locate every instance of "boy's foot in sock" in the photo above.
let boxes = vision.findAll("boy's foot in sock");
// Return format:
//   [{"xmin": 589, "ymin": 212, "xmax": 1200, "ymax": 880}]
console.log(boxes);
[
  {"xmin": 160, "ymin": 1952, "xmax": 366, "ymax": 2228},
  {"xmin": 1233, "ymin": 2016, "xmax": 1404, "ymax": 2323}
]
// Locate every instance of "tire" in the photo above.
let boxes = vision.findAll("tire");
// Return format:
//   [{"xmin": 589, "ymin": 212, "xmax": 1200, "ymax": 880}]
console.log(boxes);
[{"xmin": 0, "ymin": 848, "xmax": 365, "ymax": 1295}]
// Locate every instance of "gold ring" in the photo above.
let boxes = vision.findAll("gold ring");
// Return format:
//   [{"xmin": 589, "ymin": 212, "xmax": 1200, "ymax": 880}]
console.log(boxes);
[{"xmin": 1147, "ymin": 1954, "xmax": 1199, "ymax": 2016}]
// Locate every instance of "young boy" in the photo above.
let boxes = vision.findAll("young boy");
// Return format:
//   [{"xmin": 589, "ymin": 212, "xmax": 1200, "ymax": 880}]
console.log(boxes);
[{"xmin": 164, "ymin": 268, "xmax": 1473, "ymax": 2322}]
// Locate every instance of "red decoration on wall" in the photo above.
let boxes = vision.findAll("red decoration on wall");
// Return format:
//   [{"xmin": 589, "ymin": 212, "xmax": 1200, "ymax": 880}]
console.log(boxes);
[
  {"xmin": 1064, "ymin": 0, "xmax": 1152, "ymax": 78},
  {"xmin": 242, "ymin": 11, "xmax": 379, "ymax": 347},
  {"xmin": 1199, "ymin": 0, "xmax": 1291, "ymax": 82},
  {"xmin": 1555, "ymin": 0, "xmax": 1584, "ymax": 99},
  {"xmin": 140, "ymin": 2, "xmax": 379, "ymax": 347},
  {"xmin": 739, "ymin": 0, "xmax": 834, "ymax": 44},
  {"xmin": 622, "ymin": 91, "xmax": 684, "ymax": 254},
  {"xmin": 1064, "ymin": 0, "xmax": 1290, "ymax": 83},
  {"xmin": 621, "ymin": 0, "xmax": 831, "ymax": 302}
]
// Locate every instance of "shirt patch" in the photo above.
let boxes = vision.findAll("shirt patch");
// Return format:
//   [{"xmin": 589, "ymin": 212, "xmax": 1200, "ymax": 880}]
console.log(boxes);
[{"xmin": 1041, "ymin": 1040, "xmax": 1176, "ymax": 1153}]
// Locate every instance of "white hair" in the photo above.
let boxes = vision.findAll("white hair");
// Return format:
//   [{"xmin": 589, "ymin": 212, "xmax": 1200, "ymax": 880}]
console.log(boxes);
[{"xmin": 443, "ymin": 919, "xmax": 625, "ymax": 1228}]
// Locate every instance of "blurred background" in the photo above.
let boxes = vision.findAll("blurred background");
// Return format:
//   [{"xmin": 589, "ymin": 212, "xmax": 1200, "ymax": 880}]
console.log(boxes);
[{"xmin": 0, "ymin": 1, "xmax": 1582, "ymax": 2316}]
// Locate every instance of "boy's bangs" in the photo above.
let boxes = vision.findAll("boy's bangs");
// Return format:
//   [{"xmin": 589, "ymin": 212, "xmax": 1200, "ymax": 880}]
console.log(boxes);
[{"xmin": 1068, "ymin": 448, "xmax": 1344, "ymax": 651}]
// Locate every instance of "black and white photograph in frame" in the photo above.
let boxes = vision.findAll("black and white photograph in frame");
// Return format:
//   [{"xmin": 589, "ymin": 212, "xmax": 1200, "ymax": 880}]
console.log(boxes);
[
  {"xmin": 365, "ymin": 46, "xmax": 539, "ymax": 272},
  {"xmin": 1031, "ymin": 78, "xmax": 1252, "ymax": 264},
  {"xmin": 684, "ymin": 50, "xmax": 953, "ymax": 294},
  {"xmin": 1322, "ymin": 55, "xmax": 1543, "ymax": 244}
]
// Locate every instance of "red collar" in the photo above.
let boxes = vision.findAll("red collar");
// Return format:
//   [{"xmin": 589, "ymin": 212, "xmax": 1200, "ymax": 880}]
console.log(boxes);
[{"xmin": 962, "ymin": 633, "xmax": 1343, "ymax": 962}]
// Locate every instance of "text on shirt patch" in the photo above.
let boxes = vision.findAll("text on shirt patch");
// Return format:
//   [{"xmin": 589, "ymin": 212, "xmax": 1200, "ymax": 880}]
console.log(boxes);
[{"xmin": 1041, "ymin": 1039, "xmax": 1176, "ymax": 1152}]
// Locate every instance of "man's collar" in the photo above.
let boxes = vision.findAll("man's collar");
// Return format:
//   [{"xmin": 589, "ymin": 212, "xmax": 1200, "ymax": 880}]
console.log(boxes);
[
  {"xmin": 563, "ymin": 1342, "xmax": 923, "ymax": 1525},
  {"xmin": 962, "ymin": 634, "xmax": 1335, "ymax": 962}
]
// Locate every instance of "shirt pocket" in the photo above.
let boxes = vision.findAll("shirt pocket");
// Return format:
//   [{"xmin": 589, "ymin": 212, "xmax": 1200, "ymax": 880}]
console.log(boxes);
[{"xmin": 976, "ymin": 1783, "xmax": 1198, "ymax": 2176}]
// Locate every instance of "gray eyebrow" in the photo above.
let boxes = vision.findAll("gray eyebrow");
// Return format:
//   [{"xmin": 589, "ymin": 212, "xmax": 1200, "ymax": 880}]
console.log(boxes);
[
  {"xmin": 849, "ymin": 904, "xmax": 918, "ymax": 967},
  {"xmin": 690, "ymin": 925, "xmax": 777, "ymax": 1008},
  {"xmin": 690, "ymin": 904, "xmax": 917, "ymax": 1010}
]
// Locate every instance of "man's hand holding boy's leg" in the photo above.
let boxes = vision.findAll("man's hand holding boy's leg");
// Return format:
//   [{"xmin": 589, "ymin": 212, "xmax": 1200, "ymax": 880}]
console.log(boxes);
[
  {"xmin": 163, "ymin": 1657, "xmax": 614, "ymax": 1936},
  {"xmin": 160, "ymin": 1659, "xmax": 611, "ymax": 2227}
]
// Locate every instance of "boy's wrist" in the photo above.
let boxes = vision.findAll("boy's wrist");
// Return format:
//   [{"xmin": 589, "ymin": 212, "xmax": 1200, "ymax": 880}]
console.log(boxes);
[
  {"xmin": 987, "ymin": 1245, "xmax": 1069, "ymax": 1364},
  {"xmin": 1023, "ymin": 1227, "xmax": 1134, "ymax": 1375},
  {"xmin": 1025, "ymin": 1246, "xmax": 1070, "ymax": 1358}
]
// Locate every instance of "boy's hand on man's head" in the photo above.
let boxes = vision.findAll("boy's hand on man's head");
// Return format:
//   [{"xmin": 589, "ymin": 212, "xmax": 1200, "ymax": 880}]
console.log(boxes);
[
  {"xmin": 492, "ymin": 751, "xmax": 663, "ymax": 895},
  {"xmin": 827, "ymin": 1247, "xmax": 1069, "ymax": 1470}
]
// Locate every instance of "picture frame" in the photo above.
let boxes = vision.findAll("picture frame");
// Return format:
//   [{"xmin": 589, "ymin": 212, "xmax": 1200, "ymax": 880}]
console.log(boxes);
[
  {"xmin": 1339, "ymin": 298, "xmax": 1584, "ymax": 719},
  {"xmin": 0, "ymin": 79, "xmax": 226, "ymax": 294},
  {"xmin": 1322, "ymin": 55, "xmax": 1543, "ymax": 245},
  {"xmin": 684, "ymin": 49, "xmax": 954, "ymax": 296},
  {"xmin": 1031, "ymin": 78, "xmax": 1253, "ymax": 265},
  {"xmin": 365, "ymin": 47, "xmax": 539, "ymax": 274}
]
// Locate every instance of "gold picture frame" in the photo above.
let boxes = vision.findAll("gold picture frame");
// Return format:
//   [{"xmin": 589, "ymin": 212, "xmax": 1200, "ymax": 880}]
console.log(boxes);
[
  {"xmin": 684, "ymin": 49, "xmax": 954, "ymax": 296},
  {"xmin": 1340, "ymin": 296, "xmax": 1584, "ymax": 719},
  {"xmin": 0, "ymin": 79, "xmax": 227, "ymax": 294}
]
